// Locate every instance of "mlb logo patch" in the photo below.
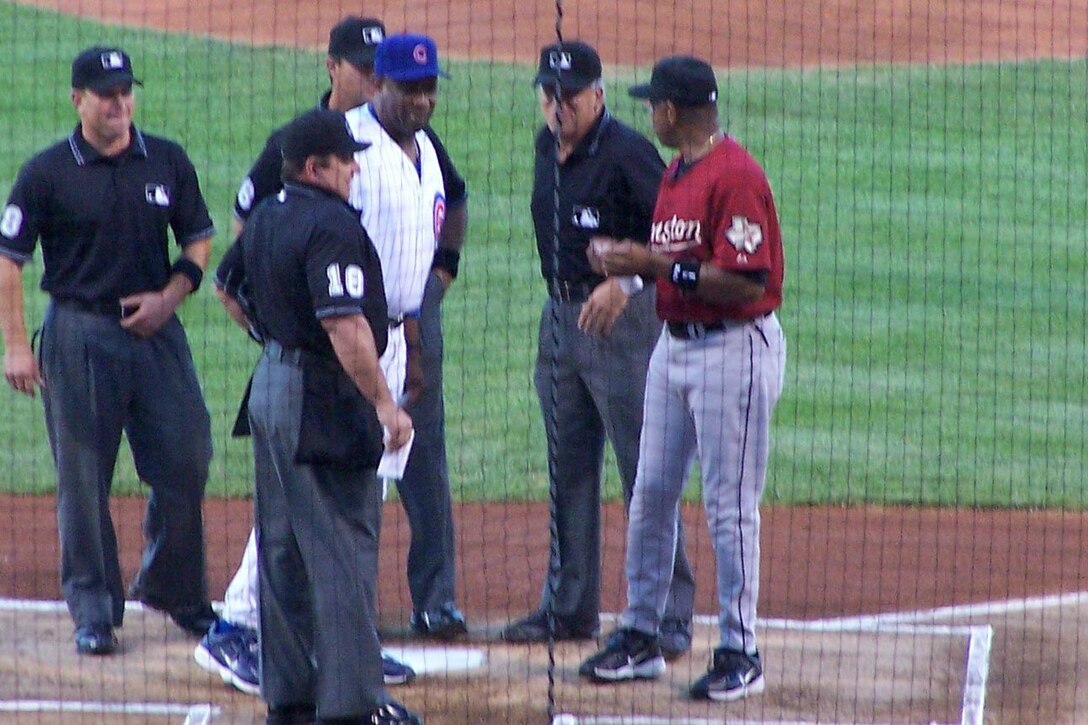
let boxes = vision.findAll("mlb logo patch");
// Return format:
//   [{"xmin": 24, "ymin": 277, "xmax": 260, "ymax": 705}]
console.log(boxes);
[
  {"xmin": 549, "ymin": 51, "xmax": 572, "ymax": 71},
  {"xmin": 101, "ymin": 51, "xmax": 124, "ymax": 70},
  {"xmin": 571, "ymin": 205, "xmax": 600, "ymax": 230},
  {"xmin": 145, "ymin": 184, "xmax": 170, "ymax": 207},
  {"xmin": 361, "ymin": 26, "xmax": 384, "ymax": 45}
]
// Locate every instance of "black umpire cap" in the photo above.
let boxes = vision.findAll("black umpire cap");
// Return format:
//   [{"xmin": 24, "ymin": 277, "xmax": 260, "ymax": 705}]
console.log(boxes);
[
  {"xmin": 328, "ymin": 16, "xmax": 386, "ymax": 69},
  {"xmin": 71, "ymin": 46, "xmax": 143, "ymax": 92},
  {"xmin": 281, "ymin": 108, "xmax": 370, "ymax": 163},
  {"xmin": 534, "ymin": 40, "xmax": 602, "ymax": 93},
  {"xmin": 629, "ymin": 55, "xmax": 718, "ymax": 107}
]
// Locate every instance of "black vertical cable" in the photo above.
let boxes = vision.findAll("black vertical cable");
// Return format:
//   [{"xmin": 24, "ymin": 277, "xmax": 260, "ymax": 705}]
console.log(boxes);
[{"xmin": 545, "ymin": 2, "xmax": 566, "ymax": 722}]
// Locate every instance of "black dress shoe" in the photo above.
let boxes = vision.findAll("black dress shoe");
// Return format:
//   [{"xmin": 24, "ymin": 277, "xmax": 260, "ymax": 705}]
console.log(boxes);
[
  {"xmin": 410, "ymin": 603, "xmax": 467, "ymax": 640},
  {"xmin": 169, "ymin": 603, "xmax": 220, "ymax": 637},
  {"xmin": 500, "ymin": 610, "xmax": 598, "ymax": 642},
  {"xmin": 74, "ymin": 624, "xmax": 118, "ymax": 655}
]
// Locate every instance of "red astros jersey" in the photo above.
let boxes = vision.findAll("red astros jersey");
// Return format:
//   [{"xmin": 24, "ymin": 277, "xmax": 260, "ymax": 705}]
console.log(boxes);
[
  {"xmin": 650, "ymin": 135, "xmax": 783, "ymax": 322},
  {"xmin": 345, "ymin": 103, "xmax": 445, "ymax": 318}
]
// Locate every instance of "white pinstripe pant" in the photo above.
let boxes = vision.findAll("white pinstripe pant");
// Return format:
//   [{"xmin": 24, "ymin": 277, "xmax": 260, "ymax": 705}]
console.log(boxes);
[{"xmin": 620, "ymin": 313, "xmax": 785, "ymax": 654}]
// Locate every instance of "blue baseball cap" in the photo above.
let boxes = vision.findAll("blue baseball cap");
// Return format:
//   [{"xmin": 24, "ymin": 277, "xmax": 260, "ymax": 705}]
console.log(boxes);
[{"xmin": 375, "ymin": 33, "xmax": 449, "ymax": 82}]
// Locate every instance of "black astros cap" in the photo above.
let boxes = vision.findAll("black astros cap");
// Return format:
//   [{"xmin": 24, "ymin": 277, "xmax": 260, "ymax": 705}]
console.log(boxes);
[
  {"xmin": 71, "ymin": 46, "xmax": 142, "ymax": 92},
  {"xmin": 281, "ymin": 108, "xmax": 370, "ymax": 163},
  {"xmin": 629, "ymin": 55, "xmax": 718, "ymax": 107},
  {"xmin": 328, "ymin": 16, "xmax": 386, "ymax": 69},
  {"xmin": 534, "ymin": 40, "xmax": 602, "ymax": 93}
]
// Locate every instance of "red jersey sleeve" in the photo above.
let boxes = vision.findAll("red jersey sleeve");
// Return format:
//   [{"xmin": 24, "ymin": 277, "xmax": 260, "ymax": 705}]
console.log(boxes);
[{"xmin": 707, "ymin": 173, "xmax": 775, "ymax": 275}]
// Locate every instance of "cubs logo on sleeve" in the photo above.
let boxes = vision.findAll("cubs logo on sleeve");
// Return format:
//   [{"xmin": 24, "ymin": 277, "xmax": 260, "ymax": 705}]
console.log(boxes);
[{"xmin": 433, "ymin": 193, "xmax": 446, "ymax": 241}]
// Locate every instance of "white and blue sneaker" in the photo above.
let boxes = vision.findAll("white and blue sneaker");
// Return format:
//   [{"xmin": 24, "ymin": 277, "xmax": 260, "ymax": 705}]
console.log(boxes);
[
  {"xmin": 194, "ymin": 619, "xmax": 260, "ymax": 696},
  {"xmin": 690, "ymin": 647, "xmax": 765, "ymax": 702}
]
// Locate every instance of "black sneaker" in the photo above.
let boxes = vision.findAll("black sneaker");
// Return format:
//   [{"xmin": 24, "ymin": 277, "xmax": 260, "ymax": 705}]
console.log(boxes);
[
  {"xmin": 578, "ymin": 628, "xmax": 665, "ymax": 683},
  {"xmin": 500, "ymin": 610, "xmax": 598, "ymax": 643},
  {"xmin": 409, "ymin": 603, "xmax": 467, "ymax": 640},
  {"xmin": 367, "ymin": 699, "xmax": 422, "ymax": 724},
  {"xmin": 169, "ymin": 603, "xmax": 220, "ymax": 637},
  {"xmin": 659, "ymin": 618, "xmax": 692, "ymax": 661},
  {"xmin": 690, "ymin": 647, "xmax": 765, "ymax": 702},
  {"xmin": 74, "ymin": 624, "xmax": 118, "ymax": 656},
  {"xmin": 382, "ymin": 652, "xmax": 417, "ymax": 686}
]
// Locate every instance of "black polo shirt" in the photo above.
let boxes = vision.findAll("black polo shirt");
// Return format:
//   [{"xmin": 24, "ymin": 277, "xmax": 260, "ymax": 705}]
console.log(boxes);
[
  {"xmin": 530, "ymin": 110, "xmax": 664, "ymax": 284},
  {"xmin": 216, "ymin": 182, "xmax": 387, "ymax": 360},
  {"xmin": 0, "ymin": 125, "xmax": 215, "ymax": 302},
  {"xmin": 234, "ymin": 92, "xmax": 468, "ymax": 222}
]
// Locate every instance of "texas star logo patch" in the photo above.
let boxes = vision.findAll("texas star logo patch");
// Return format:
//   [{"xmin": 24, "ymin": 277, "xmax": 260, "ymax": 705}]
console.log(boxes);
[
  {"xmin": 145, "ymin": 184, "xmax": 170, "ymax": 207},
  {"xmin": 725, "ymin": 216, "xmax": 763, "ymax": 254}
]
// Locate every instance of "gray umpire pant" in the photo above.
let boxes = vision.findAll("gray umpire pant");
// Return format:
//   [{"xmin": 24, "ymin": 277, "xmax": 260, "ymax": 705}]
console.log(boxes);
[
  {"xmin": 248, "ymin": 348, "xmax": 387, "ymax": 717},
  {"xmin": 534, "ymin": 287, "xmax": 696, "ymax": 629},
  {"xmin": 39, "ymin": 301, "xmax": 212, "ymax": 630},
  {"xmin": 396, "ymin": 271, "xmax": 459, "ymax": 615}
]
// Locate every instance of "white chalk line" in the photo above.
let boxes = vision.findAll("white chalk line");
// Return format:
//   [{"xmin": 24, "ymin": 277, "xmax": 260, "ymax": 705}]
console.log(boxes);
[
  {"xmin": 6, "ymin": 592, "xmax": 1085, "ymax": 725},
  {"xmin": 0, "ymin": 700, "xmax": 221, "ymax": 718},
  {"xmin": 592, "ymin": 591, "xmax": 1088, "ymax": 725}
]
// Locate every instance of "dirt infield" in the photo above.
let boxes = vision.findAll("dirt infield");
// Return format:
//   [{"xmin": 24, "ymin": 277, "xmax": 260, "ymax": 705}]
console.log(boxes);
[
  {"xmin": 4, "ymin": 497, "xmax": 1088, "ymax": 723},
  {"xmin": 6, "ymin": 0, "xmax": 1088, "ymax": 723}
]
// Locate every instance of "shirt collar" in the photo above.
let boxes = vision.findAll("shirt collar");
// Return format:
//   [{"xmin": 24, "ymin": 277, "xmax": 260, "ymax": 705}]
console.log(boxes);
[
  {"xmin": 68, "ymin": 124, "xmax": 148, "ymax": 166},
  {"xmin": 538, "ymin": 109, "xmax": 612, "ymax": 160},
  {"xmin": 283, "ymin": 181, "xmax": 352, "ymax": 207}
]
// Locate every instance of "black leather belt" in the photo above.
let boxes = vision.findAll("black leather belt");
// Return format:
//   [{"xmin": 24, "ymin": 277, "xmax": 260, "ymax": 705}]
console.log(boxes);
[
  {"xmin": 667, "ymin": 314, "xmax": 771, "ymax": 340},
  {"xmin": 265, "ymin": 340, "xmax": 305, "ymax": 366},
  {"xmin": 55, "ymin": 298, "xmax": 125, "ymax": 318},
  {"xmin": 547, "ymin": 278, "xmax": 595, "ymax": 303},
  {"xmin": 388, "ymin": 316, "xmax": 405, "ymax": 328},
  {"xmin": 667, "ymin": 320, "xmax": 729, "ymax": 340}
]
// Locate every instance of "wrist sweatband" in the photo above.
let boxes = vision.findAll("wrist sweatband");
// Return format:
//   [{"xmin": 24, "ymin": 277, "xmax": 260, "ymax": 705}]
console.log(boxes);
[
  {"xmin": 671, "ymin": 260, "xmax": 700, "ymax": 292},
  {"xmin": 171, "ymin": 257, "xmax": 204, "ymax": 293},
  {"xmin": 432, "ymin": 248, "xmax": 461, "ymax": 279}
]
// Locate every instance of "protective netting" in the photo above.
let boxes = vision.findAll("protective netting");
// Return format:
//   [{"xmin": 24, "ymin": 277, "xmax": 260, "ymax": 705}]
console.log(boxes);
[{"xmin": 0, "ymin": 1, "xmax": 1086, "ymax": 723}]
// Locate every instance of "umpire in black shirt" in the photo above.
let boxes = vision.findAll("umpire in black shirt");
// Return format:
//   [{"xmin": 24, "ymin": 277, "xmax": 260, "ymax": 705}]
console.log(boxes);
[
  {"xmin": 501, "ymin": 41, "xmax": 696, "ymax": 657},
  {"xmin": 215, "ymin": 109, "xmax": 420, "ymax": 725},
  {"xmin": 0, "ymin": 46, "xmax": 218, "ymax": 655}
]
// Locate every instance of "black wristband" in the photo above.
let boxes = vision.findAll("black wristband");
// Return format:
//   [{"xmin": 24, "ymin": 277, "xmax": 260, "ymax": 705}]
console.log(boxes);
[
  {"xmin": 171, "ymin": 257, "xmax": 204, "ymax": 293},
  {"xmin": 432, "ymin": 248, "xmax": 461, "ymax": 279},
  {"xmin": 670, "ymin": 260, "xmax": 700, "ymax": 292}
]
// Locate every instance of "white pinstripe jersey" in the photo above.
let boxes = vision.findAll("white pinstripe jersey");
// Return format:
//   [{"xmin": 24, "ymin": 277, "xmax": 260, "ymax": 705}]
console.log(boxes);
[{"xmin": 345, "ymin": 103, "xmax": 446, "ymax": 318}]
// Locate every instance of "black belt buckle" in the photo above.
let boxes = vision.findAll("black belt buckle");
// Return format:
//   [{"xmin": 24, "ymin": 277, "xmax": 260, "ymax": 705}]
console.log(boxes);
[
  {"xmin": 668, "ymin": 320, "xmax": 727, "ymax": 340},
  {"xmin": 686, "ymin": 322, "xmax": 706, "ymax": 340}
]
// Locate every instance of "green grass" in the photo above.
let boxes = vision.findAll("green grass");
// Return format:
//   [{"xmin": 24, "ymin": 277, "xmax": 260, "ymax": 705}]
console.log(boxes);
[{"xmin": 0, "ymin": 3, "xmax": 1084, "ymax": 507}]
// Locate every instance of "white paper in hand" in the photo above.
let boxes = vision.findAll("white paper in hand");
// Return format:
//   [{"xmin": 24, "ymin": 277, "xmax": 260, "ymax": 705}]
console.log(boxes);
[{"xmin": 378, "ymin": 428, "xmax": 415, "ymax": 480}]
